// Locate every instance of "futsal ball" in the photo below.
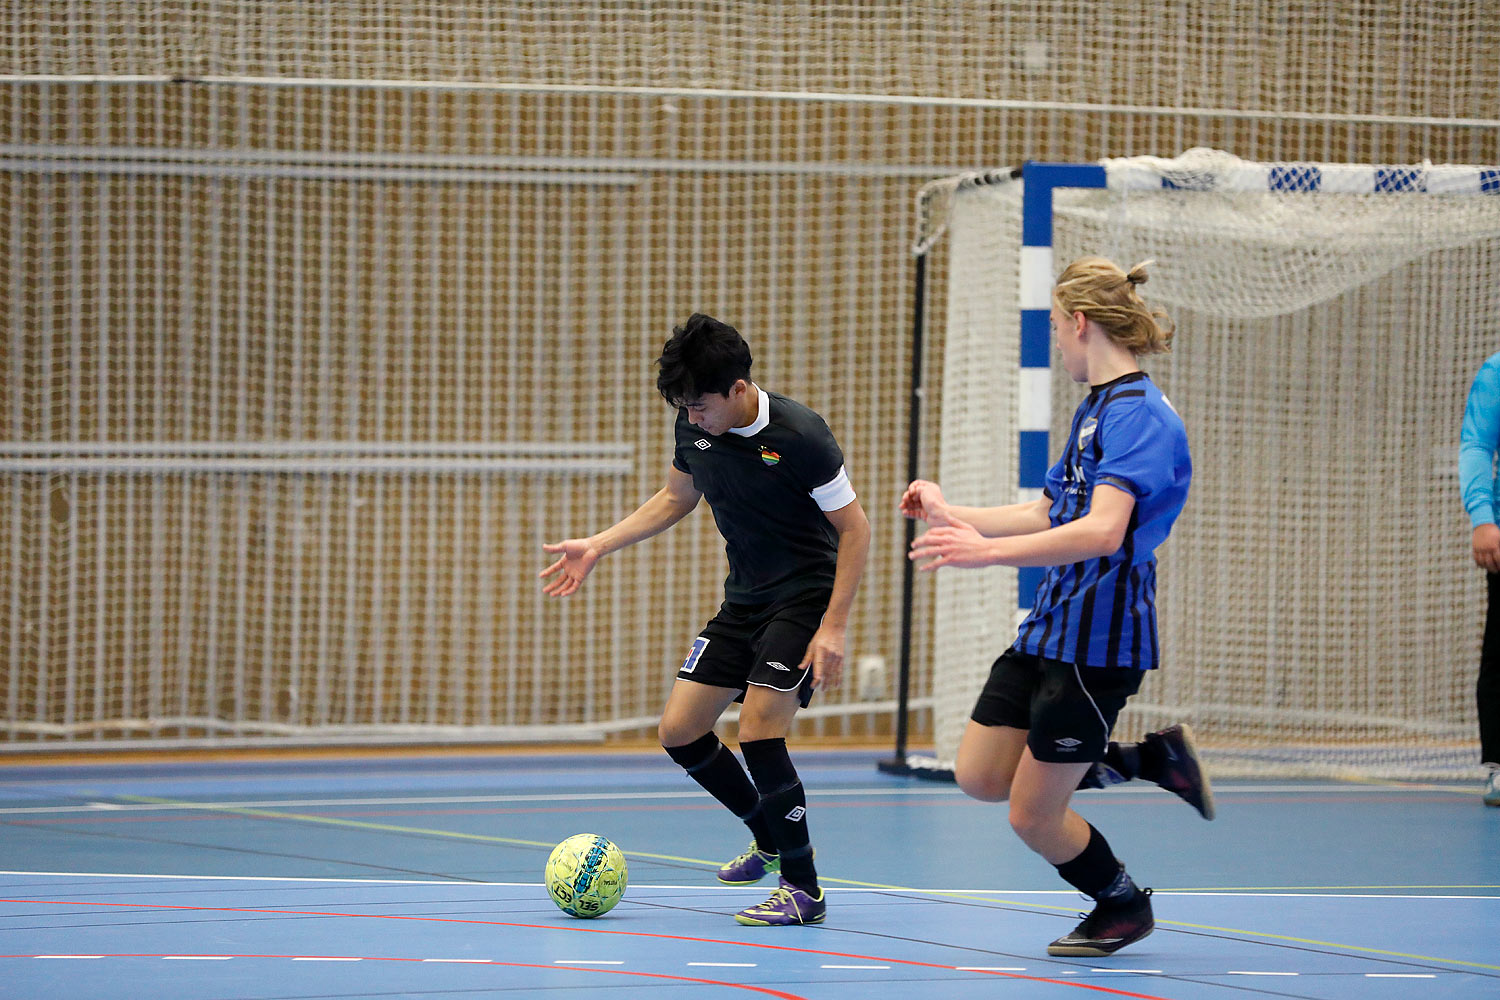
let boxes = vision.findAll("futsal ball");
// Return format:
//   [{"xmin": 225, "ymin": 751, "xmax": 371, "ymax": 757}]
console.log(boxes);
[{"xmin": 545, "ymin": 833, "xmax": 628, "ymax": 918}]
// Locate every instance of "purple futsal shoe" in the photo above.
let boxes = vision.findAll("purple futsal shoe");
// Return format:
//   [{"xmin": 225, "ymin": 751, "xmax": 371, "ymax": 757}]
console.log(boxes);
[
  {"xmin": 734, "ymin": 876, "xmax": 826, "ymax": 926},
  {"xmin": 717, "ymin": 841, "xmax": 780, "ymax": 885}
]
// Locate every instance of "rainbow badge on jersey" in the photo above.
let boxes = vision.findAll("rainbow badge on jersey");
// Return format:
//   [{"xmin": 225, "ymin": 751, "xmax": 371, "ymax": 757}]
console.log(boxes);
[{"xmin": 759, "ymin": 447, "xmax": 781, "ymax": 466}]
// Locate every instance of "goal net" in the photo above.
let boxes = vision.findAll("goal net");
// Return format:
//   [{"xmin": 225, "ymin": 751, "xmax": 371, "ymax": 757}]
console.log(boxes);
[{"xmin": 930, "ymin": 148, "xmax": 1500, "ymax": 781}]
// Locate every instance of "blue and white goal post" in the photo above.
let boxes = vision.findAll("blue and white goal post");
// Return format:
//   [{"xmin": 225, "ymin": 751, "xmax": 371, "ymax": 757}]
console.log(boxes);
[{"xmin": 898, "ymin": 148, "xmax": 1500, "ymax": 782}]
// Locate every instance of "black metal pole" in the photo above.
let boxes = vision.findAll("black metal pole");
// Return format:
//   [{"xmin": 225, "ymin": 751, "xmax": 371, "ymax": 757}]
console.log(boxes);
[
  {"xmin": 876, "ymin": 167, "xmax": 1019, "ymax": 780},
  {"xmin": 878, "ymin": 248, "xmax": 926, "ymax": 775}
]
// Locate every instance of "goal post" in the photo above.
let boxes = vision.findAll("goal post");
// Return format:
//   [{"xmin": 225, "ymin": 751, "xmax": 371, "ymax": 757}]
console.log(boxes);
[{"xmin": 902, "ymin": 148, "xmax": 1499, "ymax": 782}]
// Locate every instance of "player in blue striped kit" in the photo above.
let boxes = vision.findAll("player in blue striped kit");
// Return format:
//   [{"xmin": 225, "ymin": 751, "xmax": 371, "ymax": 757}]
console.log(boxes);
[{"xmin": 903, "ymin": 257, "xmax": 1212, "ymax": 957}]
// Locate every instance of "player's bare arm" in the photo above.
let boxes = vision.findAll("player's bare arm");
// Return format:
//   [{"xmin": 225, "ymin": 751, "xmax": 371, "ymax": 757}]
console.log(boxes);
[
  {"xmin": 901, "ymin": 479, "xmax": 1051, "ymax": 537},
  {"xmin": 540, "ymin": 466, "xmax": 702, "ymax": 597},
  {"xmin": 910, "ymin": 484, "xmax": 1135, "ymax": 571},
  {"xmin": 797, "ymin": 498, "xmax": 870, "ymax": 689}
]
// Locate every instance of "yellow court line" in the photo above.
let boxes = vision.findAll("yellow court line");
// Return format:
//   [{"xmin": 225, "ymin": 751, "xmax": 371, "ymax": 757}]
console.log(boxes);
[{"xmin": 119, "ymin": 794, "xmax": 1500, "ymax": 973}]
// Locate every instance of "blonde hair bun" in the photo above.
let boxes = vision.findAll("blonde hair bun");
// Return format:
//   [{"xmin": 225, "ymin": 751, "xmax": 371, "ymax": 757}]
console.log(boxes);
[{"xmin": 1053, "ymin": 257, "xmax": 1173, "ymax": 354}]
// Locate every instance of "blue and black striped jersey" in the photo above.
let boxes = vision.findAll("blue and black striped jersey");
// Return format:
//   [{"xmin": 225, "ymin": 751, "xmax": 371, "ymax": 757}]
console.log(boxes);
[{"xmin": 1014, "ymin": 371, "xmax": 1191, "ymax": 670}]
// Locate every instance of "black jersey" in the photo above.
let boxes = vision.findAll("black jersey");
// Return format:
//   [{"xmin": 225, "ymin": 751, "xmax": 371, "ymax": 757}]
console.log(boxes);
[{"xmin": 672, "ymin": 387, "xmax": 856, "ymax": 604}]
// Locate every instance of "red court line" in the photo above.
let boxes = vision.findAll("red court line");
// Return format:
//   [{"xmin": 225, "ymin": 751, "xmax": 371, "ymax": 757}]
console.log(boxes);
[
  {"xmin": 0, "ymin": 897, "xmax": 1172, "ymax": 999},
  {"xmin": 3, "ymin": 953, "xmax": 809, "ymax": 998}
]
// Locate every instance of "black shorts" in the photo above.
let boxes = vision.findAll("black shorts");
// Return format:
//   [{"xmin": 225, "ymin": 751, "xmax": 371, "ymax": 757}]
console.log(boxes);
[
  {"xmin": 675, "ymin": 589, "xmax": 832, "ymax": 709},
  {"xmin": 970, "ymin": 647, "xmax": 1144, "ymax": 763}
]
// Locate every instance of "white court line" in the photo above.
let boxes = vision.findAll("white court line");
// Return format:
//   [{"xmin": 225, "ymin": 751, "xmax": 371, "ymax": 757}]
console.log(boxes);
[
  {"xmin": 0, "ymin": 871, "xmax": 1495, "ymax": 899},
  {"xmin": 1365, "ymin": 974, "xmax": 1437, "ymax": 978},
  {"xmin": 688, "ymin": 962, "xmax": 757, "ymax": 968},
  {"xmin": 821, "ymin": 964, "xmax": 891, "ymax": 970},
  {"xmin": 957, "ymin": 966, "xmax": 1028, "ymax": 971},
  {"xmin": 555, "ymin": 960, "xmax": 624, "ymax": 965},
  {"xmin": 0, "ymin": 783, "xmax": 1473, "ymax": 815},
  {"xmin": 34, "ymin": 955, "xmax": 102, "ymax": 960},
  {"xmin": 1228, "ymin": 971, "xmax": 1299, "ymax": 976},
  {"xmin": 162, "ymin": 955, "xmax": 232, "ymax": 960}
]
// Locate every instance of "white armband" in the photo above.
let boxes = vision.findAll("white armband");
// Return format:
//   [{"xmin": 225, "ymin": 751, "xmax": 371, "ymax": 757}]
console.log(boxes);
[{"xmin": 809, "ymin": 465, "xmax": 857, "ymax": 512}]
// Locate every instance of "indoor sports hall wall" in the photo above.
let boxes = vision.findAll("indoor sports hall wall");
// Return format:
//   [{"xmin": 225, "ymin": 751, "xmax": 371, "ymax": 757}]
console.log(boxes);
[{"xmin": 2, "ymin": 2, "xmax": 1497, "ymax": 751}]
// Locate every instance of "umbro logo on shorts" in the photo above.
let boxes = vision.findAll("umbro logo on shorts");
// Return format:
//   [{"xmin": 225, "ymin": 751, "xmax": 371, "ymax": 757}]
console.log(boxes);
[
  {"xmin": 784, "ymin": 806, "xmax": 806, "ymax": 822},
  {"xmin": 766, "ymin": 661, "xmax": 791, "ymax": 672},
  {"xmin": 695, "ymin": 438, "xmax": 711, "ymax": 450},
  {"xmin": 1054, "ymin": 737, "xmax": 1082, "ymax": 752}
]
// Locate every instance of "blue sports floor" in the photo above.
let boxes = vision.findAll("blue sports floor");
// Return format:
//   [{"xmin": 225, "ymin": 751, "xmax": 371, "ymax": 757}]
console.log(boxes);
[{"xmin": 0, "ymin": 748, "xmax": 1495, "ymax": 999}]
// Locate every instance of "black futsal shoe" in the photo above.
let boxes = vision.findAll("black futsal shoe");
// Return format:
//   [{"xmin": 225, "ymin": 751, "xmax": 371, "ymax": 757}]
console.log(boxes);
[
  {"xmin": 1143, "ymin": 723, "xmax": 1216, "ymax": 820},
  {"xmin": 1047, "ymin": 888, "xmax": 1154, "ymax": 957}
]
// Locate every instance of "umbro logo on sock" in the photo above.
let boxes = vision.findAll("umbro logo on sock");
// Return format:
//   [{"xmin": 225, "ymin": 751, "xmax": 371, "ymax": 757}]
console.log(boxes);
[{"xmin": 784, "ymin": 806, "xmax": 806, "ymax": 822}]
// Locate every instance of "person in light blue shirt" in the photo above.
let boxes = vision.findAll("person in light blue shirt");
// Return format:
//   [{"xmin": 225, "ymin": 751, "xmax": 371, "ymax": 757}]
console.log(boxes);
[{"xmin": 1459, "ymin": 353, "xmax": 1500, "ymax": 806}]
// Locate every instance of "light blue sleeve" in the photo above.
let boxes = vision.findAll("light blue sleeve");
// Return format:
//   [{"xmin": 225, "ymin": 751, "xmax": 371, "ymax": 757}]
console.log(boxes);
[{"xmin": 1460, "ymin": 354, "xmax": 1500, "ymax": 528}]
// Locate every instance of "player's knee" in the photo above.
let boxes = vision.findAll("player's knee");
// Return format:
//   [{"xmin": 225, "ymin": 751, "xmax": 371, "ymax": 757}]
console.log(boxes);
[
  {"xmin": 1007, "ymin": 803, "xmax": 1060, "ymax": 847},
  {"xmin": 657, "ymin": 716, "xmax": 698, "ymax": 749},
  {"xmin": 735, "ymin": 700, "xmax": 795, "ymax": 744},
  {"xmin": 955, "ymin": 760, "xmax": 1011, "ymax": 803},
  {"xmin": 735, "ymin": 716, "xmax": 785, "ymax": 743}
]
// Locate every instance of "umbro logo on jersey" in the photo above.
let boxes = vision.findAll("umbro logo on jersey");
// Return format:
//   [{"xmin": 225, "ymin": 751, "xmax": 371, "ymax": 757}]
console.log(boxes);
[
  {"xmin": 1054, "ymin": 737, "xmax": 1082, "ymax": 752},
  {"xmin": 766, "ymin": 661, "xmax": 791, "ymax": 672},
  {"xmin": 784, "ymin": 806, "xmax": 806, "ymax": 822},
  {"xmin": 695, "ymin": 439, "xmax": 711, "ymax": 450}
]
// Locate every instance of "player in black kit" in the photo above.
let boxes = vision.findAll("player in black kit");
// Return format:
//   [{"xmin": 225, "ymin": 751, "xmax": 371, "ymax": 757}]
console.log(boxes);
[{"xmin": 540, "ymin": 313, "xmax": 870, "ymax": 926}]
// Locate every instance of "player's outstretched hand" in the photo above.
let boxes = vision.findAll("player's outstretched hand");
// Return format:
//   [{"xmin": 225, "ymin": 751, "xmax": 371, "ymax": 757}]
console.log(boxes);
[
  {"xmin": 909, "ymin": 516, "xmax": 994, "ymax": 571},
  {"xmin": 798, "ymin": 622, "xmax": 846, "ymax": 691},
  {"xmin": 899, "ymin": 479, "xmax": 954, "ymax": 526},
  {"xmin": 539, "ymin": 538, "xmax": 601, "ymax": 597}
]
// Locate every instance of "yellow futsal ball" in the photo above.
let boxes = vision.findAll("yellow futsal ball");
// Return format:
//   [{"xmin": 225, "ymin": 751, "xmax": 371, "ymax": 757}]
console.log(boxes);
[{"xmin": 545, "ymin": 833, "xmax": 628, "ymax": 918}]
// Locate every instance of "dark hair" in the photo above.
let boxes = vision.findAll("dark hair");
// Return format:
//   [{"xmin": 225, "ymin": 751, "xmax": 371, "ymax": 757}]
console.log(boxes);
[{"xmin": 655, "ymin": 313, "xmax": 753, "ymax": 405}]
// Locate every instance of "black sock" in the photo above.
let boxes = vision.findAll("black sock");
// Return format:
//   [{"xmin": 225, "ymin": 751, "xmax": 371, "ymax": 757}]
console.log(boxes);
[
  {"xmin": 741, "ymin": 737, "xmax": 818, "ymax": 893},
  {"xmin": 1103, "ymin": 741, "xmax": 1143, "ymax": 781},
  {"xmin": 664, "ymin": 732, "xmax": 775, "ymax": 849},
  {"xmin": 1076, "ymin": 742, "xmax": 1139, "ymax": 791},
  {"xmin": 1053, "ymin": 823, "xmax": 1139, "ymax": 905}
]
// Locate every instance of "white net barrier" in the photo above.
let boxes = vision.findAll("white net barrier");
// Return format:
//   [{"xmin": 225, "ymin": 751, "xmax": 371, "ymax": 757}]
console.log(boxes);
[
  {"xmin": 0, "ymin": 156, "xmax": 921, "ymax": 748},
  {"xmin": 932, "ymin": 149, "xmax": 1500, "ymax": 780},
  {"xmin": 927, "ymin": 176, "xmax": 1021, "ymax": 768},
  {"xmin": 6, "ymin": 5, "xmax": 1500, "ymax": 751}
]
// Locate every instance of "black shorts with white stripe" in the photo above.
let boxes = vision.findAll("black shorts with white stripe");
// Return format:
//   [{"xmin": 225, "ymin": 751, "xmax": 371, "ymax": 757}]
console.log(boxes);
[
  {"xmin": 970, "ymin": 647, "xmax": 1143, "ymax": 762},
  {"xmin": 675, "ymin": 588, "xmax": 832, "ymax": 709}
]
